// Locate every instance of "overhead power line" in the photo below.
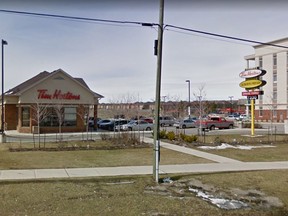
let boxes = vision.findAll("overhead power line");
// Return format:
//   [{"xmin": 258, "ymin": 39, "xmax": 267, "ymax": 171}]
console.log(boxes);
[
  {"xmin": 0, "ymin": 9, "xmax": 145, "ymax": 26},
  {"xmin": 166, "ymin": 24, "xmax": 288, "ymax": 49},
  {"xmin": 0, "ymin": 9, "xmax": 288, "ymax": 49}
]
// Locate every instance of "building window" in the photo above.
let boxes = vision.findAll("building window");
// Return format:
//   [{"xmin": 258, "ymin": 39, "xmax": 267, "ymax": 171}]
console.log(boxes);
[
  {"xmin": 40, "ymin": 107, "xmax": 77, "ymax": 127},
  {"xmin": 259, "ymin": 56, "xmax": 263, "ymax": 68},
  {"xmin": 64, "ymin": 107, "xmax": 77, "ymax": 126},
  {"xmin": 273, "ymin": 109, "xmax": 277, "ymax": 118},
  {"xmin": 273, "ymin": 73, "xmax": 277, "ymax": 82},
  {"xmin": 22, "ymin": 107, "xmax": 30, "ymax": 127},
  {"xmin": 259, "ymin": 106, "xmax": 263, "ymax": 117},
  {"xmin": 273, "ymin": 54, "xmax": 277, "ymax": 67},
  {"xmin": 273, "ymin": 91, "xmax": 277, "ymax": 102}
]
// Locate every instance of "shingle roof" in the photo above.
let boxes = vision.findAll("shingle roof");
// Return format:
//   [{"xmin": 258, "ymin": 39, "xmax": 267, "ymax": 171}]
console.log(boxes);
[
  {"xmin": 5, "ymin": 69, "xmax": 104, "ymax": 98},
  {"xmin": 6, "ymin": 71, "xmax": 50, "ymax": 94}
]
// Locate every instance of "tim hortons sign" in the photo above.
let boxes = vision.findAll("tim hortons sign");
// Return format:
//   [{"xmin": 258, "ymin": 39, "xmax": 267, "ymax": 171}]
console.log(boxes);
[
  {"xmin": 242, "ymin": 90, "xmax": 264, "ymax": 96},
  {"xmin": 37, "ymin": 89, "xmax": 80, "ymax": 100},
  {"xmin": 239, "ymin": 79, "xmax": 266, "ymax": 89},
  {"xmin": 239, "ymin": 69, "xmax": 266, "ymax": 79}
]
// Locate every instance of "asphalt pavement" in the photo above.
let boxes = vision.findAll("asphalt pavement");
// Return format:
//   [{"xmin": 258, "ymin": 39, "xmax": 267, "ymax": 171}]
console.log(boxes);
[{"xmin": 1, "ymin": 136, "xmax": 288, "ymax": 181}]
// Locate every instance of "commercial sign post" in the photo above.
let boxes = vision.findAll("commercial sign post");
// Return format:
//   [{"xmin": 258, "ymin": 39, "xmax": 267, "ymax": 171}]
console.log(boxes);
[{"xmin": 239, "ymin": 68, "xmax": 266, "ymax": 136}]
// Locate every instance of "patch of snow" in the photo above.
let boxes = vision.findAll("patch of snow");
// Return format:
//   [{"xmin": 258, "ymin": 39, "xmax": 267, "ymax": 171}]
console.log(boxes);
[
  {"xmin": 198, "ymin": 143, "xmax": 275, "ymax": 150},
  {"xmin": 189, "ymin": 188, "xmax": 249, "ymax": 210}
]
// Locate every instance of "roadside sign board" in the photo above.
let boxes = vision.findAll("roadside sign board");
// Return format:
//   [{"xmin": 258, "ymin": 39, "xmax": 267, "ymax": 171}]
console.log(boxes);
[
  {"xmin": 242, "ymin": 90, "xmax": 264, "ymax": 96},
  {"xmin": 239, "ymin": 79, "xmax": 266, "ymax": 89},
  {"xmin": 239, "ymin": 69, "xmax": 266, "ymax": 79},
  {"xmin": 247, "ymin": 95, "xmax": 258, "ymax": 100}
]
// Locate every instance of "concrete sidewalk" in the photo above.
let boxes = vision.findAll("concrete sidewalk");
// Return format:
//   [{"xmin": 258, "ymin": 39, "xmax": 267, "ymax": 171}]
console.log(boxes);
[
  {"xmin": 1, "ymin": 136, "xmax": 288, "ymax": 181},
  {"xmin": 1, "ymin": 162, "xmax": 288, "ymax": 181}
]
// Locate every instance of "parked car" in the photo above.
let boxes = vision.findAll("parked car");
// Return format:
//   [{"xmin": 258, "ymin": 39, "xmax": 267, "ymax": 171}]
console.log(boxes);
[
  {"xmin": 173, "ymin": 118, "xmax": 196, "ymax": 129},
  {"xmin": 98, "ymin": 119, "xmax": 129, "ymax": 131},
  {"xmin": 195, "ymin": 116, "xmax": 234, "ymax": 130},
  {"xmin": 120, "ymin": 120, "xmax": 154, "ymax": 131},
  {"xmin": 236, "ymin": 114, "xmax": 250, "ymax": 121},
  {"xmin": 159, "ymin": 116, "xmax": 176, "ymax": 127},
  {"xmin": 88, "ymin": 117, "xmax": 101, "ymax": 127},
  {"xmin": 140, "ymin": 117, "xmax": 154, "ymax": 124}
]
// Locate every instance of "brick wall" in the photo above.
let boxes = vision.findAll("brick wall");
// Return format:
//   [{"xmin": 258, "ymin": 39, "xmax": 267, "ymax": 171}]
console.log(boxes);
[
  {"xmin": 4, "ymin": 104, "xmax": 18, "ymax": 130},
  {"xmin": 255, "ymin": 109, "xmax": 287, "ymax": 122}
]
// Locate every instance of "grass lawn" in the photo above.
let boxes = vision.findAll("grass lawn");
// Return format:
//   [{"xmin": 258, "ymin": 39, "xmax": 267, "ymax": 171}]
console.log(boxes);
[
  {"xmin": 0, "ymin": 170, "xmax": 287, "ymax": 216},
  {"xmin": 0, "ymin": 142, "xmax": 212, "ymax": 169},
  {"xmin": 195, "ymin": 142, "xmax": 288, "ymax": 162}
]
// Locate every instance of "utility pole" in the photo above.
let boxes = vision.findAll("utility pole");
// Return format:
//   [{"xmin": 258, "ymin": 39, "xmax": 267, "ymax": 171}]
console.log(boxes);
[
  {"xmin": 153, "ymin": 0, "xmax": 164, "ymax": 183},
  {"xmin": 1, "ymin": 39, "xmax": 7, "ymax": 143}
]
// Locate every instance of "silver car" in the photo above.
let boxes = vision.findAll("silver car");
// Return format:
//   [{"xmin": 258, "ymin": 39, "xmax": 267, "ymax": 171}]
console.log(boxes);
[
  {"xmin": 174, "ymin": 118, "xmax": 196, "ymax": 129},
  {"xmin": 120, "ymin": 120, "xmax": 154, "ymax": 131}
]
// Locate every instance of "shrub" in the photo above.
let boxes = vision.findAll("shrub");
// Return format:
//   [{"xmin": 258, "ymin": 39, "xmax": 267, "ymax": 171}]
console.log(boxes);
[
  {"xmin": 159, "ymin": 130, "xmax": 167, "ymax": 139},
  {"xmin": 166, "ymin": 131, "xmax": 176, "ymax": 141},
  {"xmin": 179, "ymin": 133, "xmax": 198, "ymax": 143}
]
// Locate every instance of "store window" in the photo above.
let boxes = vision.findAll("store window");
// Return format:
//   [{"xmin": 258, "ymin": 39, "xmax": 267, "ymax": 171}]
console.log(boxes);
[
  {"xmin": 22, "ymin": 107, "xmax": 30, "ymax": 127},
  {"xmin": 64, "ymin": 107, "xmax": 77, "ymax": 126},
  {"xmin": 40, "ymin": 107, "xmax": 77, "ymax": 127}
]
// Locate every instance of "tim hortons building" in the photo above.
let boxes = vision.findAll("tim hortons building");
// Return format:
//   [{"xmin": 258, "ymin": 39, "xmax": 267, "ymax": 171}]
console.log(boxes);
[
  {"xmin": 245, "ymin": 37, "xmax": 288, "ymax": 122},
  {"xmin": 2, "ymin": 69, "xmax": 103, "ymax": 133}
]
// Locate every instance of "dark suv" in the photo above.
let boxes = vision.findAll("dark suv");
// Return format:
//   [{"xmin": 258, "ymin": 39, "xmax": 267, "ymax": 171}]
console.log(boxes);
[{"xmin": 99, "ymin": 119, "xmax": 129, "ymax": 131}]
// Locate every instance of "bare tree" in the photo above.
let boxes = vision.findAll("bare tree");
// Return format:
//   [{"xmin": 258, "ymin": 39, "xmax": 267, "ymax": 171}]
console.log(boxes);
[
  {"xmin": 109, "ymin": 92, "xmax": 138, "ymax": 120},
  {"xmin": 193, "ymin": 84, "xmax": 207, "ymax": 134},
  {"xmin": 163, "ymin": 94, "xmax": 185, "ymax": 118},
  {"xmin": 53, "ymin": 103, "xmax": 65, "ymax": 141},
  {"xmin": 77, "ymin": 104, "xmax": 90, "ymax": 140},
  {"xmin": 265, "ymin": 92, "xmax": 277, "ymax": 135},
  {"xmin": 31, "ymin": 99, "xmax": 50, "ymax": 148}
]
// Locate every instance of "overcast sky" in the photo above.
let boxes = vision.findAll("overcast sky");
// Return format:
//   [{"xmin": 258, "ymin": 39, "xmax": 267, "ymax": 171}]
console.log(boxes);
[{"xmin": 1, "ymin": 0, "xmax": 288, "ymax": 103}]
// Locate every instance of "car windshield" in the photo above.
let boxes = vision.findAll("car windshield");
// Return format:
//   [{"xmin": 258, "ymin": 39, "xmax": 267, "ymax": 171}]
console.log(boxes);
[{"xmin": 128, "ymin": 120, "xmax": 137, "ymax": 125}]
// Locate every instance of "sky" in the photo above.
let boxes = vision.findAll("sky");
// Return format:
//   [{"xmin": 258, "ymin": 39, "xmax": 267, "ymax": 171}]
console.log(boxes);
[{"xmin": 1, "ymin": 0, "xmax": 288, "ymax": 103}]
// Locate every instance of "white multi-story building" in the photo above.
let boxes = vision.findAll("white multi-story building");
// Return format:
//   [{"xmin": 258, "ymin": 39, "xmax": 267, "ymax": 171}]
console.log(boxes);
[{"xmin": 245, "ymin": 37, "xmax": 288, "ymax": 122}]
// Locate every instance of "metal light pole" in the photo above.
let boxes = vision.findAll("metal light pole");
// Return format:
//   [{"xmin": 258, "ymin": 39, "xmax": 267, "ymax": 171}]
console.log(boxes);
[
  {"xmin": 186, "ymin": 80, "xmax": 191, "ymax": 119},
  {"xmin": 228, "ymin": 96, "xmax": 233, "ymax": 115},
  {"xmin": 1, "ymin": 39, "xmax": 7, "ymax": 138}
]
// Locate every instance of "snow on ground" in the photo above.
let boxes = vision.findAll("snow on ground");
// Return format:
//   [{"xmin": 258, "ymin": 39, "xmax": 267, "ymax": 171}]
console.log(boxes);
[
  {"xmin": 198, "ymin": 143, "xmax": 275, "ymax": 150},
  {"xmin": 189, "ymin": 188, "xmax": 249, "ymax": 210}
]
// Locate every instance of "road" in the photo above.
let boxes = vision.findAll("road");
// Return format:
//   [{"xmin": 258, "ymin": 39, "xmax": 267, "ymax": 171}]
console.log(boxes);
[{"xmin": 4, "ymin": 122, "xmax": 285, "ymax": 143}]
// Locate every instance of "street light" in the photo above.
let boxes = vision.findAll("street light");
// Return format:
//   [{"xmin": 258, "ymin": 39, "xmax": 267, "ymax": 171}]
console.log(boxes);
[
  {"xmin": 186, "ymin": 80, "xmax": 191, "ymax": 119},
  {"xmin": 1, "ymin": 39, "xmax": 8, "ymax": 136},
  {"xmin": 228, "ymin": 96, "xmax": 234, "ymax": 115}
]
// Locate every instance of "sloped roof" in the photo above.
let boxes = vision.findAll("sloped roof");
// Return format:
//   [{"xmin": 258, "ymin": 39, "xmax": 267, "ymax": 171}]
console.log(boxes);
[
  {"xmin": 6, "ymin": 69, "xmax": 103, "ymax": 98},
  {"xmin": 6, "ymin": 71, "xmax": 50, "ymax": 95}
]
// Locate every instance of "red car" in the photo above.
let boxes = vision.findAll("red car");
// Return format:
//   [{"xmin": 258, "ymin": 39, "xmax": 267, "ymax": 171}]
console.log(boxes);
[{"xmin": 141, "ymin": 118, "xmax": 153, "ymax": 124}]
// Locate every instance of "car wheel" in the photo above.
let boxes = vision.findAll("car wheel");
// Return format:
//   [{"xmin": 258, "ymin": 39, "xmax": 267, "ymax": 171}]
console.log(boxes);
[
  {"xmin": 146, "ymin": 127, "xmax": 151, "ymax": 131},
  {"xmin": 160, "ymin": 123, "xmax": 165, "ymax": 127},
  {"xmin": 182, "ymin": 125, "xmax": 186, "ymax": 129},
  {"xmin": 128, "ymin": 127, "xmax": 132, "ymax": 131},
  {"xmin": 229, "ymin": 124, "xmax": 233, "ymax": 129},
  {"xmin": 210, "ymin": 125, "xmax": 215, "ymax": 130}
]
